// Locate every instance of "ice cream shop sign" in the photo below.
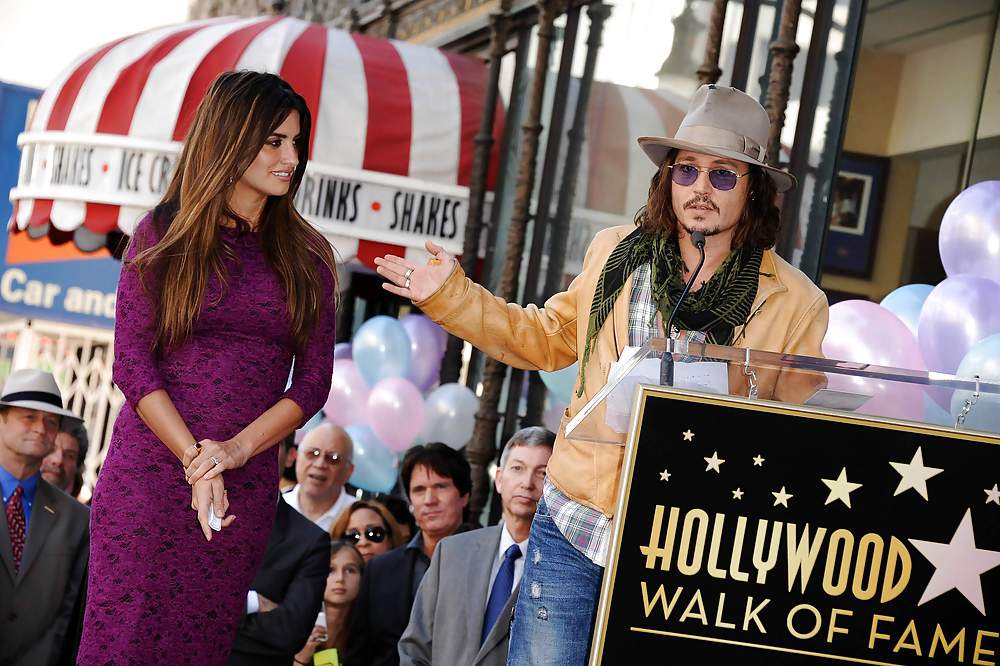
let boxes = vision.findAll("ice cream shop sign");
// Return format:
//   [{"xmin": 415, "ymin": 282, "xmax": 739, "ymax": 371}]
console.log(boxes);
[{"xmin": 13, "ymin": 132, "xmax": 469, "ymax": 248}]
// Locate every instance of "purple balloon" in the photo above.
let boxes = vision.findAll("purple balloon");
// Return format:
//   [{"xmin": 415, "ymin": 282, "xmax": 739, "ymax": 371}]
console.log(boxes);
[
  {"xmin": 822, "ymin": 300, "xmax": 926, "ymax": 421},
  {"xmin": 366, "ymin": 377, "xmax": 426, "ymax": 452},
  {"xmin": 323, "ymin": 360, "xmax": 370, "ymax": 427},
  {"xmin": 918, "ymin": 275, "xmax": 1000, "ymax": 375},
  {"xmin": 401, "ymin": 314, "xmax": 446, "ymax": 390},
  {"xmin": 333, "ymin": 342, "xmax": 352, "ymax": 360},
  {"xmin": 939, "ymin": 181, "xmax": 1000, "ymax": 282}
]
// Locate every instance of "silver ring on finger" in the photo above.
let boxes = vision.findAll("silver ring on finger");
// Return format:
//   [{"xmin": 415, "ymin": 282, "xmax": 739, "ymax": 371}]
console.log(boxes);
[
  {"xmin": 404, "ymin": 268, "xmax": 414, "ymax": 280},
  {"xmin": 210, "ymin": 455, "xmax": 222, "ymax": 466},
  {"xmin": 404, "ymin": 277, "xmax": 411, "ymax": 290}
]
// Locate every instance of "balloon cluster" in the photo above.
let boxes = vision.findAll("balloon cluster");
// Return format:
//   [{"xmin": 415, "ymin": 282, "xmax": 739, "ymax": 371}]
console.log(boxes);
[
  {"xmin": 822, "ymin": 180, "xmax": 1000, "ymax": 432},
  {"xmin": 313, "ymin": 315, "xmax": 480, "ymax": 493}
]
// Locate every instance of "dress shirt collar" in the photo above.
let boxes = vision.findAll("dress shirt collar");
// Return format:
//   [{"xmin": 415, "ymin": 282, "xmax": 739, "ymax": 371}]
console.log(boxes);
[
  {"xmin": 497, "ymin": 521, "xmax": 529, "ymax": 563},
  {"xmin": 0, "ymin": 464, "xmax": 39, "ymax": 506}
]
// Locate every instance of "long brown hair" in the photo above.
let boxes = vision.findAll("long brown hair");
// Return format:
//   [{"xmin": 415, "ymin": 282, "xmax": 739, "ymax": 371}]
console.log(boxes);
[
  {"xmin": 129, "ymin": 71, "xmax": 337, "ymax": 352},
  {"xmin": 635, "ymin": 149, "xmax": 781, "ymax": 249}
]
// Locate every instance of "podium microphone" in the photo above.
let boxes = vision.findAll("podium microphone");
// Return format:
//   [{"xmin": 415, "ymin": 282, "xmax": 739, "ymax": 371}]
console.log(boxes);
[{"xmin": 660, "ymin": 231, "xmax": 707, "ymax": 387}]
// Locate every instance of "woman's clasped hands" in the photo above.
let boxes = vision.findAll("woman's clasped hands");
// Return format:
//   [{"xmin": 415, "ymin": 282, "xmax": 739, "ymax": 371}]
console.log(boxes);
[{"xmin": 183, "ymin": 438, "xmax": 252, "ymax": 541}]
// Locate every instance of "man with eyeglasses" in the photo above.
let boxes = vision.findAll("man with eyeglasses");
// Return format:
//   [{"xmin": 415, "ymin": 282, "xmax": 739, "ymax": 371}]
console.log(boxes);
[
  {"xmin": 284, "ymin": 423, "xmax": 355, "ymax": 531},
  {"xmin": 375, "ymin": 85, "xmax": 829, "ymax": 665}
]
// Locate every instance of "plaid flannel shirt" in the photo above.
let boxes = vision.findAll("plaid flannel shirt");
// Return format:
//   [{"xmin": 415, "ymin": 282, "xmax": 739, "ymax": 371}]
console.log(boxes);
[{"xmin": 542, "ymin": 263, "xmax": 656, "ymax": 565}]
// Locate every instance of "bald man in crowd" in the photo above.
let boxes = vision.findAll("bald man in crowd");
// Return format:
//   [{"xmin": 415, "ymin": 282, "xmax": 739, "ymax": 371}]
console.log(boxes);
[{"xmin": 283, "ymin": 423, "xmax": 355, "ymax": 531}]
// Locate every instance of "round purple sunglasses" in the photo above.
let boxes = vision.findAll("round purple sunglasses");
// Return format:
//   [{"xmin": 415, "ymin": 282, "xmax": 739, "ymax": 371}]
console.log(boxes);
[{"xmin": 667, "ymin": 163, "xmax": 749, "ymax": 191}]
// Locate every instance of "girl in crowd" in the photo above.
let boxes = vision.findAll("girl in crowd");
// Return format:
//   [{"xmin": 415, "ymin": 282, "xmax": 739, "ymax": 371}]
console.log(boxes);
[
  {"xmin": 296, "ymin": 540, "xmax": 366, "ymax": 664},
  {"xmin": 78, "ymin": 71, "xmax": 338, "ymax": 665},
  {"xmin": 329, "ymin": 499, "xmax": 406, "ymax": 562}
]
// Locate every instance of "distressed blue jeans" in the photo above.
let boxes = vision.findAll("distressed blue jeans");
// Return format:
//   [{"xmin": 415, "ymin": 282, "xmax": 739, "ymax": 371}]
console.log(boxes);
[{"xmin": 507, "ymin": 497, "xmax": 604, "ymax": 666}]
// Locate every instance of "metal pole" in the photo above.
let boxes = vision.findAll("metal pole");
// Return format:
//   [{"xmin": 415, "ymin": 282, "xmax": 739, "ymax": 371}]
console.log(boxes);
[
  {"xmin": 697, "ymin": 0, "xmax": 729, "ymax": 85},
  {"xmin": 466, "ymin": 0, "xmax": 564, "ymax": 521},
  {"xmin": 524, "ymin": 1, "xmax": 612, "ymax": 427},
  {"xmin": 764, "ymin": 0, "xmax": 802, "ymax": 167},
  {"xmin": 440, "ymin": 0, "xmax": 514, "ymax": 384},
  {"xmin": 501, "ymin": 3, "xmax": 581, "ymax": 443}
]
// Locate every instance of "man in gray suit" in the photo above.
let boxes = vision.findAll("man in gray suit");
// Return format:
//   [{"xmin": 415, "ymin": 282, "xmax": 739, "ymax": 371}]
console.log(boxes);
[
  {"xmin": 0, "ymin": 369, "xmax": 90, "ymax": 666},
  {"xmin": 399, "ymin": 427, "xmax": 554, "ymax": 666}
]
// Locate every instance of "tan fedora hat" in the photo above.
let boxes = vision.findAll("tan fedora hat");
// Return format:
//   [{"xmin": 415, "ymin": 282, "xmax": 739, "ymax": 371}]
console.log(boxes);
[
  {"xmin": 638, "ymin": 84, "xmax": 796, "ymax": 193},
  {"xmin": 0, "ymin": 368, "xmax": 80, "ymax": 421}
]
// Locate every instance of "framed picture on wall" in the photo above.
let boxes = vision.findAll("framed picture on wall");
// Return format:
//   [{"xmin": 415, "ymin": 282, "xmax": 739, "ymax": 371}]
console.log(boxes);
[{"xmin": 822, "ymin": 152, "xmax": 890, "ymax": 278}]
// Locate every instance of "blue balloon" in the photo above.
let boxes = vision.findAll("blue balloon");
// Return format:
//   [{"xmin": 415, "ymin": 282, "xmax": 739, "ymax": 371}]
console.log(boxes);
[
  {"xmin": 346, "ymin": 424, "xmax": 399, "ymax": 493},
  {"xmin": 352, "ymin": 316, "xmax": 412, "ymax": 387},
  {"xmin": 950, "ymin": 333, "xmax": 1000, "ymax": 435},
  {"xmin": 880, "ymin": 284, "xmax": 933, "ymax": 338},
  {"xmin": 539, "ymin": 363, "xmax": 579, "ymax": 404}
]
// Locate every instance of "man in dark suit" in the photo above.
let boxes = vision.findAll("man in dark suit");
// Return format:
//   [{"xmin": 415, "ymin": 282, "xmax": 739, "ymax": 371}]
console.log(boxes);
[
  {"xmin": 346, "ymin": 443, "xmax": 472, "ymax": 666},
  {"xmin": 0, "ymin": 369, "xmax": 89, "ymax": 666},
  {"xmin": 399, "ymin": 428, "xmax": 554, "ymax": 666},
  {"xmin": 229, "ymin": 435, "xmax": 331, "ymax": 666}
]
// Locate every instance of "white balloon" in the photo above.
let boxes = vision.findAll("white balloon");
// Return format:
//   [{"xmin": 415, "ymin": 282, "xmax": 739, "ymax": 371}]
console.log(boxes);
[{"xmin": 421, "ymin": 383, "xmax": 479, "ymax": 450}]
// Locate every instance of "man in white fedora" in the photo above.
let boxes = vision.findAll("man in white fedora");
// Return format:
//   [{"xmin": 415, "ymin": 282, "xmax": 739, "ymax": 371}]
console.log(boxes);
[
  {"xmin": 0, "ymin": 368, "xmax": 90, "ymax": 666},
  {"xmin": 375, "ymin": 84, "xmax": 829, "ymax": 663}
]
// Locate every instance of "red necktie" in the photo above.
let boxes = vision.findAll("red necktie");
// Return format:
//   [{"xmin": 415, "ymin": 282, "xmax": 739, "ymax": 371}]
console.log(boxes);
[{"xmin": 6, "ymin": 486, "xmax": 25, "ymax": 572}]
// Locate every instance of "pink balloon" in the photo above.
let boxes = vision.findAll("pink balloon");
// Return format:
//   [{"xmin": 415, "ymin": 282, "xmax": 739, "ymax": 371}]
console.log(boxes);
[
  {"xmin": 822, "ymin": 300, "xmax": 926, "ymax": 421},
  {"xmin": 323, "ymin": 360, "xmax": 370, "ymax": 427},
  {"xmin": 366, "ymin": 377, "xmax": 426, "ymax": 452}
]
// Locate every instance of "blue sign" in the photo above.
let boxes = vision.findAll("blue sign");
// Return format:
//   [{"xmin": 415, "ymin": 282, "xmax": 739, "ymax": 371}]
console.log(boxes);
[{"xmin": 0, "ymin": 81, "xmax": 121, "ymax": 329}]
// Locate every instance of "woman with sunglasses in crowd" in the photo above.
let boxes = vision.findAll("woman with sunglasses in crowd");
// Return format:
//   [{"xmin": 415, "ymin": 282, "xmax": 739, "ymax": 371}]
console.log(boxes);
[
  {"xmin": 295, "ymin": 540, "xmax": 365, "ymax": 665},
  {"xmin": 330, "ymin": 500, "xmax": 406, "ymax": 562}
]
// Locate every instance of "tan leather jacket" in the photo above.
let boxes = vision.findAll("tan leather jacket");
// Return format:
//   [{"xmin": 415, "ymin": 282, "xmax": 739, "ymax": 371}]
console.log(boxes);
[{"xmin": 416, "ymin": 225, "xmax": 829, "ymax": 517}]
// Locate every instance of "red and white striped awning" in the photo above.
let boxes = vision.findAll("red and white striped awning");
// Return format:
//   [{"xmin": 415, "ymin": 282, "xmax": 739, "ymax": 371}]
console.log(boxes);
[{"xmin": 10, "ymin": 16, "xmax": 501, "ymax": 266}]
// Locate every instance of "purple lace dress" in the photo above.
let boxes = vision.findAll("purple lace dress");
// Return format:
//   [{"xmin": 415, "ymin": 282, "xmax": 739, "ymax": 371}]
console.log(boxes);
[{"xmin": 78, "ymin": 216, "xmax": 336, "ymax": 665}]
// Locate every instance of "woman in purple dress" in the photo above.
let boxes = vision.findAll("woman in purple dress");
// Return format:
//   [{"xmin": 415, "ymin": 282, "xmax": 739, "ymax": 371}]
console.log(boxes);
[{"xmin": 78, "ymin": 72, "xmax": 338, "ymax": 665}]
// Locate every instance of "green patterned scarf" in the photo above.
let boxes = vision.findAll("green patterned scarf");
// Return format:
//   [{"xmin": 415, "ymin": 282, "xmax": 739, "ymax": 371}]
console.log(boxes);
[{"xmin": 577, "ymin": 227, "xmax": 764, "ymax": 396}]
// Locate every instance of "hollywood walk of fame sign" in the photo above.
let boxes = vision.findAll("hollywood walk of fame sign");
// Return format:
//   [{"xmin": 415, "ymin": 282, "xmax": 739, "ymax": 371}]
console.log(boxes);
[{"xmin": 590, "ymin": 386, "xmax": 1000, "ymax": 666}]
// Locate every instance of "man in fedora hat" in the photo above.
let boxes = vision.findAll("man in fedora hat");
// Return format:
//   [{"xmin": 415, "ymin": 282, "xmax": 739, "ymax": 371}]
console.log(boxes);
[
  {"xmin": 375, "ymin": 85, "xmax": 829, "ymax": 663},
  {"xmin": 0, "ymin": 368, "xmax": 90, "ymax": 666}
]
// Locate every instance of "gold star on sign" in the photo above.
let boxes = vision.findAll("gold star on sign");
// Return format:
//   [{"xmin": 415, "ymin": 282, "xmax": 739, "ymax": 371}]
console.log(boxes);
[
  {"xmin": 704, "ymin": 451, "xmax": 725, "ymax": 473},
  {"xmin": 986, "ymin": 484, "xmax": 1000, "ymax": 506},
  {"xmin": 682, "ymin": 429, "xmax": 695, "ymax": 442},
  {"xmin": 821, "ymin": 467, "xmax": 863, "ymax": 508},
  {"xmin": 752, "ymin": 455, "xmax": 765, "ymax": 467},
  {"xmin": 732, "ymin": 488, "xmax": 744, "ymax": 500},
  {"xmin": 772, "ymin": 486, "xmax": 793, "ymax": 508},
  {"xmin": 890, "ymin": 446, "xmax": 943, "ymax": 501},
  {"xmin": 659, "ymin": 469, "xmax": 671, "ymax": 482}
]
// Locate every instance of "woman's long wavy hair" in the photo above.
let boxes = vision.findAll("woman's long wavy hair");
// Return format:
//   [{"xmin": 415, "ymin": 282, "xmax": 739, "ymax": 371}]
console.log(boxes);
[
  {"xmin": 129, "ymin": 70, "xmax": 337, "ymax": 352},
  {"xmin": 635, "ymin": 149, "xmax": 781, "ymax": 249}
]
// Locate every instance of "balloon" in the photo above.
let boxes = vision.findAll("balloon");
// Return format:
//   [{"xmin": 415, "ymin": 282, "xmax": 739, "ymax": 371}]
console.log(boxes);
[
  {"xmin": 539, "ymin": 363, "xmax": 579, "ymax": 405},
  {"xmin": 939, "ymin": 180, "xmax": 1000, "ymax": 282},
  {"xmin": 366, "ymin": 377, "xmax": 426, "ymax": 452},
  {"xmin": 822, "ymin": 300, "xmax": 926, "ymax": 421},
  {"xmin": 917, "ymin": 275, "xmax": 1000, "ymax": 375},
  {"xmin": 323, "ymin": 360, "xmax": 370, "ymax": 427},
  {"xmin": 542, "ymin": 393, "xmax": 568, "ymax": 434},
  {"xmin": 880, "ymin": 284, "xmax": 933, "ymax": 338},
  {"xmin": 950, "ymin": 333, "xmax": 1000, "ymax": 434},
  {"xmin": 333, "ymin": 342, "xmax": 353, "ymax": 360},
  {"xmin": 345, "ymin": 424, "xmax": 399, "ymax": 493},
  {"xmin": 421, "ymin": 383, "xmax": 479, "ymax": 450},
  {"xmin": 295, "ymin": 411, "xmax": 325, "ymax": 445},
  {"xmin": 353, "ymin": 316, "xmax": 412, "ymax": 387},
  {"xmin": 401, "ymin": 314, "xmax": 445, "ymax": 390}
]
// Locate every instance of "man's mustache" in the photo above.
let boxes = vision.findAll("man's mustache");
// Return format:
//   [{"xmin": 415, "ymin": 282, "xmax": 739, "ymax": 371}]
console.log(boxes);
[{"xmin": 683, "ymin": 194, "xmax": 719, "ymax": 212}]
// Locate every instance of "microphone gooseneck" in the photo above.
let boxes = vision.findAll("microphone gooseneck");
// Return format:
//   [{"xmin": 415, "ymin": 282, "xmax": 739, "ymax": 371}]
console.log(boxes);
[{"xmin": 660, "ymin": 232, "xmax": 707, "ymax": 387}]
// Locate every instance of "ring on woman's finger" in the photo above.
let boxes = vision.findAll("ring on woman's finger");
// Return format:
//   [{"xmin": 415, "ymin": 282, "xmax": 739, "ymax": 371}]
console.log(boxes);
[
  {"xmin": 210, "ymin": 455, "xmax": 222, "ymax": 466},
  {"xmin": 403, "ymin": 268, "xmax": 414, "ymax": 280},
  {"xmin": 404, "ymin": 278, "xmax": 411, "ymax": 290}
]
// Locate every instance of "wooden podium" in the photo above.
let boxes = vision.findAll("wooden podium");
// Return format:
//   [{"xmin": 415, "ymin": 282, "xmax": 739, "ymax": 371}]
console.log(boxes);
[{"xmin": 564, "ymin": 341, "xmax": 1000, "ymax": 665}]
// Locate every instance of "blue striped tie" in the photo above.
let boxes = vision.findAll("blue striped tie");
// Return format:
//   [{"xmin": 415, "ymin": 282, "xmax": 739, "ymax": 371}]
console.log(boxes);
[{"xmin": 482, "ymin": 543, "xmax": 522, "ymax": 644}]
